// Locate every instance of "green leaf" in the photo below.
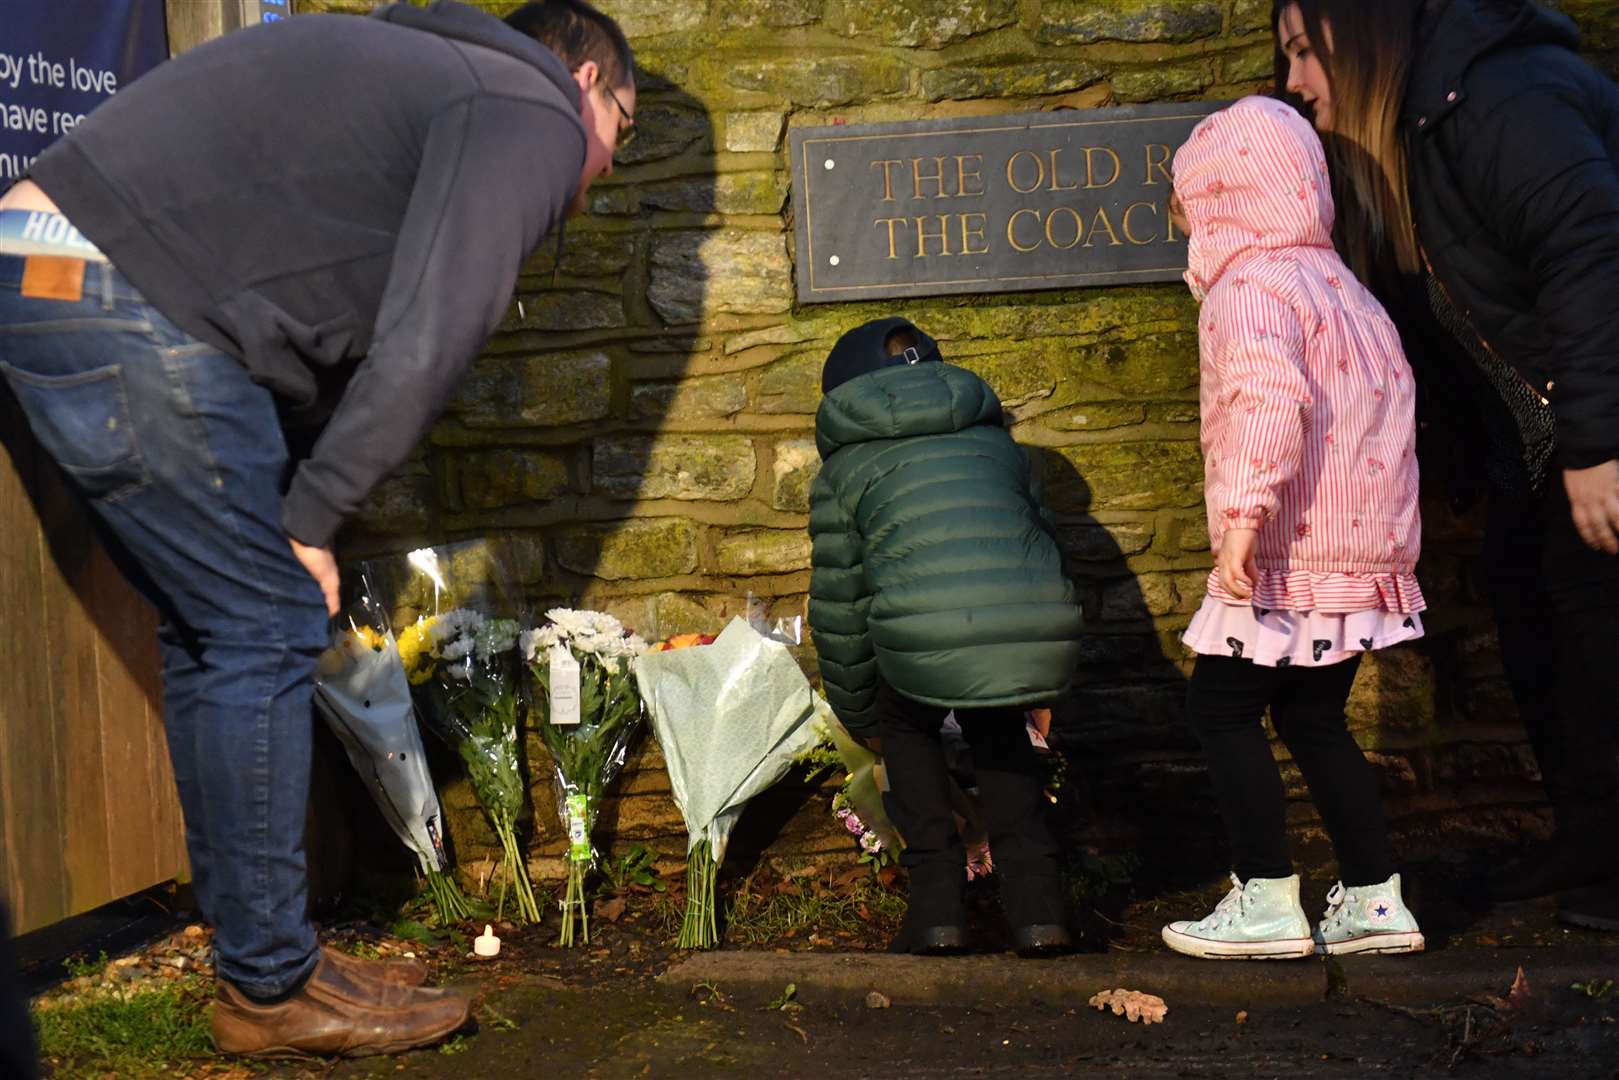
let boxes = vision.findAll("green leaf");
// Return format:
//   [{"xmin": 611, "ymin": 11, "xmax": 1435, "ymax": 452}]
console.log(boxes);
[{"xmin": 765, "ymin": 983, "xmax": 799, "ymax": 1011}]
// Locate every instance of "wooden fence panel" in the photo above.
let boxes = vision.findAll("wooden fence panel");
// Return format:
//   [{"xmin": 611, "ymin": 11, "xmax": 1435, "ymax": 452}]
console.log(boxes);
[{"xmin": 0, "ymin": 386, "xmax": 185, "ymax": 934}]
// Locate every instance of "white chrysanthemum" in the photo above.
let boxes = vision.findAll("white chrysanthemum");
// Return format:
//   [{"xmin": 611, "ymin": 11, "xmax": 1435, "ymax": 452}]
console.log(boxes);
[
  {"xmin": 600, "ymin": 655, "xmax": 621, "ymax": 677},
  {"xmin": 585, "ymin": 611, "xmax": 625, "ymax": 638},
  {"xmin": 596, "ymin": 631, "xmax": 648, "ymax": 659},
  {"xmin": 519, "ymin": 625, "xmax": 561, "ymax": 661},
  {"xmin": 568, "ymin": 631, "xmax": 613, "ymax": 657},
  {"xmin": 440, "ymin": 636, "xmax": 475, "ymax": 662},
  {"xmin": 545, "ymin": 608, "xmax": 593, "ymax": 639},
  {"xmin": 475, "ymin": 618, "xmax": 519, "ymax": 661},
  {"xmin": 428, "ymin": 608, "xmax": 484, "ymax": 653},
  {"xmin": 445, "ymin": 657, "xmax": 473, "ymax": 682}
]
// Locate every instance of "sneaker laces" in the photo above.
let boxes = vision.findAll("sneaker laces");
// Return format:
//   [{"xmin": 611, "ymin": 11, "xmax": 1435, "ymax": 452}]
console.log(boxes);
[
  {"xmin": 1198, "ymin": 873, "xmax": 1251, "ymax": 930},
  {"xmin": 1320, "ymin": 881, "xmax": 1347, "ymax": 931}
]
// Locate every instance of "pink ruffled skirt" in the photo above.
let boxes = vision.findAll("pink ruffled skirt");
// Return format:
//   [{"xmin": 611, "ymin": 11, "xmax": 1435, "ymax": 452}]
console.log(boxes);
[{"xmin": 1183, "ymin": 597, "xmax": 1424, "ymax": 668}]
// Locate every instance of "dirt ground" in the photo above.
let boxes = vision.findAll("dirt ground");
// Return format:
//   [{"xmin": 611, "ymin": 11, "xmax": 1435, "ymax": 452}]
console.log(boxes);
[{"xmin": 27, "ymin": 846, "xmax": 1619, "ymax": 1080}]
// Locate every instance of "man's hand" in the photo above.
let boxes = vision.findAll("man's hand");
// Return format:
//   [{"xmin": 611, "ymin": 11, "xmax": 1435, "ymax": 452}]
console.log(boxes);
[
  {"xmin": 290, "ymin": 538, "xmax": 340, "ymax": 616},
  {"xmin": 1217, "ymin": 527, "xmax": 1259, "ymax": 599},
  {"xmin": 1564, "ymin": 461, "xmax": 1619, "ymax": 555},
  {"xmin": 1027, "ymin": 707, "xmax": 1052, "ymax": 740}
]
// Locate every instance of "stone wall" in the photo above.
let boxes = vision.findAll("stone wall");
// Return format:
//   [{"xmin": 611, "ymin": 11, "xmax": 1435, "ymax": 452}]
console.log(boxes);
[{"xmin": 296, "ymin": 0, "xmax": 1619, "ymax": 887}]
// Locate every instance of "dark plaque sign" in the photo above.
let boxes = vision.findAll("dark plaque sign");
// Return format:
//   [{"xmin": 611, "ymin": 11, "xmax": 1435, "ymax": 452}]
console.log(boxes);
[{"xmin": 789, "ymin": 101, "xmax": 1224, "ymax": 303}]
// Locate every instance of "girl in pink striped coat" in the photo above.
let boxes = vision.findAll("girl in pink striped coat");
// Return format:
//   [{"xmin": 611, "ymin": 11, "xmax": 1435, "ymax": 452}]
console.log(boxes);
[{"xmin": 1160, "ymin": 97, "xmax": 1426, "ymax": 961}]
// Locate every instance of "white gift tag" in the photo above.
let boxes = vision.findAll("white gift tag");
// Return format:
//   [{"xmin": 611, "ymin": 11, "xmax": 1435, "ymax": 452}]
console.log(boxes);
[{"xmin": 549, "ymin": 645, "xmax": 581, "ymax": 726}]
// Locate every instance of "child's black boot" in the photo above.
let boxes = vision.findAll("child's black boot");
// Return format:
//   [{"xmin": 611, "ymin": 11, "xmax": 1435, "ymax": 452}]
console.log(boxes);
[{"xmin": 963, "ymin": 713, "xmax": 1072, "ymax": 957}]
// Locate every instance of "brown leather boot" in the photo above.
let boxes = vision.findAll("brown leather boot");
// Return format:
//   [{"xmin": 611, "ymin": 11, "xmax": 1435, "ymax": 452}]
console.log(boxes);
[
  {"xmin": 211, "ymin": 951, "xmax": 469, "ymax": 1058},
  {"xmin": 321, "ymin": 945, "xmax": 428, "ymax": 988}
]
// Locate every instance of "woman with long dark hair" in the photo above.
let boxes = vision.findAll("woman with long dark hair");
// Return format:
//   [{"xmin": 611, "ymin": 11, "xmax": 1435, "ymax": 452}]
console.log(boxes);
[{"xmin": 1270, "ymin": 0, "xmax": 1619, "ymax": 931}]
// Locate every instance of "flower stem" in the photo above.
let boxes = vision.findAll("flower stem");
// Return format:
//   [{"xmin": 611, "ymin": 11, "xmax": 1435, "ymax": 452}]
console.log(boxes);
[
  {"xmin": 559, "ymin": 858, "xmax": 590, "ymax": 946},
  {"xmin": 492, "ymin": 816, "xmax": 541, "ymax": 925},
  {"xmin": 678, "ymin": 841, "xmax": 719, "ymax": 949},
  {"xmin": 425, "ymin": 870, "xmax": 470, "ymax": 925}
]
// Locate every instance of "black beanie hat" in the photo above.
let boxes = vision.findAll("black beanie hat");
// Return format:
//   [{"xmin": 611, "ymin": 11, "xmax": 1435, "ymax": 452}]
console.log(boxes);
[{"xmin": 820, "ymin": 316, "xmax": 942, "ymax": 394}]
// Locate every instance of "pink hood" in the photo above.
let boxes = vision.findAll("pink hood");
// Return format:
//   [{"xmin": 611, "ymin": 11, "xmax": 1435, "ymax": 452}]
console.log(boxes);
[{"xmin": 1172, "ymin": 97, "xmax": 1335, "ymax": 299}]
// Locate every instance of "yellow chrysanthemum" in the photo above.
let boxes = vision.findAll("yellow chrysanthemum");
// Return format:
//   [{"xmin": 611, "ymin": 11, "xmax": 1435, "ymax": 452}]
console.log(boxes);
[{"xmin": 396, "ymin": 617, "xmax": 438, "ymax": 684}]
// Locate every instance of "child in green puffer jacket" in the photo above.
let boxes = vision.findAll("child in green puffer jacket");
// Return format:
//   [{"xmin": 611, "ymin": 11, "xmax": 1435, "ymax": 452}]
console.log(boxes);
[{"xmin": 808, "ymin": 315, "xmax": 1084, "ymax": 956}]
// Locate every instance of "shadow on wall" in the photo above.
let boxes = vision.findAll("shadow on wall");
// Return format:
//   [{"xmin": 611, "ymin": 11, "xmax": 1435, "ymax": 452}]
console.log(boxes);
[
  {"xmin": 339, "ymin": 78, "xmax": 722, "ymax": 884},
  {"xmin": 1033, "ymin": 447, "xmax": 1212, "ymax": 888},
  {"xmin": 362, "ymin": 80, "xmax": 723, "ymax": 618}
]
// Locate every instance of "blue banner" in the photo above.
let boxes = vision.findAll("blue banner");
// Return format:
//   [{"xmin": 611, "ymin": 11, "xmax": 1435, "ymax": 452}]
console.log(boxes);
[{"xmin": 0, "ymin": 0, "xmax": 168, "ymax": 182}]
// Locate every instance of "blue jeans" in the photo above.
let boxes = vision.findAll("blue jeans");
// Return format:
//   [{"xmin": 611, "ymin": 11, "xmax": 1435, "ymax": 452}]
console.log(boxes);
[{"xmin": 0, "ymin": 256, "xmax": 323, "ymax": 997}]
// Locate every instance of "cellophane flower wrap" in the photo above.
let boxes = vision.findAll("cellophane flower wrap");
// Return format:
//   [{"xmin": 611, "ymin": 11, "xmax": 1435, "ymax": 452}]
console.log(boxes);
[
  {"xmin": 521, "ymin": 609, "xmax": 648, "ymax": 946},
  {"xmin": 392, "ymin": 546, "xmax": 540, "ymax": 924},
  {"xmin": 634, "ymin": 617, "xmax": 825, "ymax": 948},
  {"xmin": 313, "ymin": 569, "xmax": 469, "ymax": 924},
  {"xmin": 815, "ymin": 711, "xmax": 904, "ymax": 875}
]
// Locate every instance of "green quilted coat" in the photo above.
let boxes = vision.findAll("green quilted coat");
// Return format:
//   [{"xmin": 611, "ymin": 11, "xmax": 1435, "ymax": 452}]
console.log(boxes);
[{"xmin": 808, "ymin": 362, "xmax": 1084, "ymax": 735}]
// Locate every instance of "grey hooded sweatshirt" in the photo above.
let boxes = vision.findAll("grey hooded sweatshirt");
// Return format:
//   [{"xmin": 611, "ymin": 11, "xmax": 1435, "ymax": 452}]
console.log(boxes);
[{"xmin": 30, "ymin": 1, "xmax": 587, "ymax": 546}]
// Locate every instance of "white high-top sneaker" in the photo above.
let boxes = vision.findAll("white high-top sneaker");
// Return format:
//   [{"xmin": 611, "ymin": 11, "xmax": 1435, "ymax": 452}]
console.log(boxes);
[
  {"xmin": 1313, "ymin": 874, "xmax": 1425, "ymax": 956},
  {"xmin": 1161, "ymin": 874, "xmax": 1316, "ymax": 960}
]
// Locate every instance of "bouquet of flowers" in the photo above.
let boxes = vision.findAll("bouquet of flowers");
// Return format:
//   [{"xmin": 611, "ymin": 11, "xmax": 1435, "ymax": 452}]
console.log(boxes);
[
  {"xmin": 313, "ymin": 571, "xmax": 469, "ymax": 924},
  {"xmin": 521, "ymin": 608, "xmax": 649, "ymax": 946},
  {"xmin": 832, "ymin": 790, "xmax": 896, "ymax": 870},
  {"xmin": 382, "ymin": 543, "xmax": 542, "ymax": 928},
  {"xmin": 818, "ymin": 709, "xmax": 998, "ymax": 882},
  {"xmin": 398, "ymin": 606, "xmax": 539, "ymax": 924},
  {"xmin": 805, "ymin": 709, "xmax": 903, "ymax": 875},
  {"xmin": 635, "ymin": 617, "xmax": 826, "ymax": 948}
]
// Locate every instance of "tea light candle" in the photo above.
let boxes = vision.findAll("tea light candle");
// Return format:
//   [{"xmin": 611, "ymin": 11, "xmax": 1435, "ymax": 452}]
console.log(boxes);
[{"xmin": 474, "ymin": 925, "xmax": 500, "ymax": 958}]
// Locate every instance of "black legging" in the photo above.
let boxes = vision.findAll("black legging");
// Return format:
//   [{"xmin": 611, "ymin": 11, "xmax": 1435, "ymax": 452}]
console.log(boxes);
[
  {"xmin": 874, "ymin": 680, "xmax": 1062, "ymax": 927},
  {"xmin": 1185, "ymin": 653, "xmax": 1396, "ymax": 887}
]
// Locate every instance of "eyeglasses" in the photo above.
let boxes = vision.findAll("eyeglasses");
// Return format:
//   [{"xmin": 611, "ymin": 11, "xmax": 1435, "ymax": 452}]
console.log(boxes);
[{"xmin": 602, "ymin": 82, "xmax": 636, "ymax": 152}]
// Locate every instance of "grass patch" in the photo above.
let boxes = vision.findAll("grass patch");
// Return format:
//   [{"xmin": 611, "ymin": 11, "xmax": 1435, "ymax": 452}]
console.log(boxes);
[
  {"xmin": 725, "ymin": 877, "xmax": 907, "ymax": 947},
  {"xmin": 1064, "ymin": 850, "xmax": 1141, "ymax": 907},
  {"xmin": 33, "ymin": 976, "xmax": 215, "ymax": 1079},
  {"xmin": 650, "ymin": 891, "xmax": 687, "ymax": 941},
  {"xmin": 63, "ymin": 951, "xmax": 109, "ymax": 981}
]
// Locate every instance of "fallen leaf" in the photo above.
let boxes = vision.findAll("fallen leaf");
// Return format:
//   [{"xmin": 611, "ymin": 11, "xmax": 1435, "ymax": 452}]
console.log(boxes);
[
  {"xmin": 832, "ymin": 867, "xmax": 867, "ymax": 891},
  {"xmin": 865, "ymin": 991, "xmax": 891, "ymax": 1009},
  {"xmin": 1088, "ymin": 988, "xmax": 1168, "ymax": 1025},
  {"xmin": 593, "ymin": 897, "xmax": 627, "ymax": 923},
  {"xmin": 784, "ymin": 1021, "xmax": 809, "ymax": 1044},
  {"xmin": 1235, "ymin": 1010, "xmax": 1248, "ymax": 1025},
  {"xmin": 1507, "ymin": 966, "xmax": 1532, "ymax": 1010}
]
